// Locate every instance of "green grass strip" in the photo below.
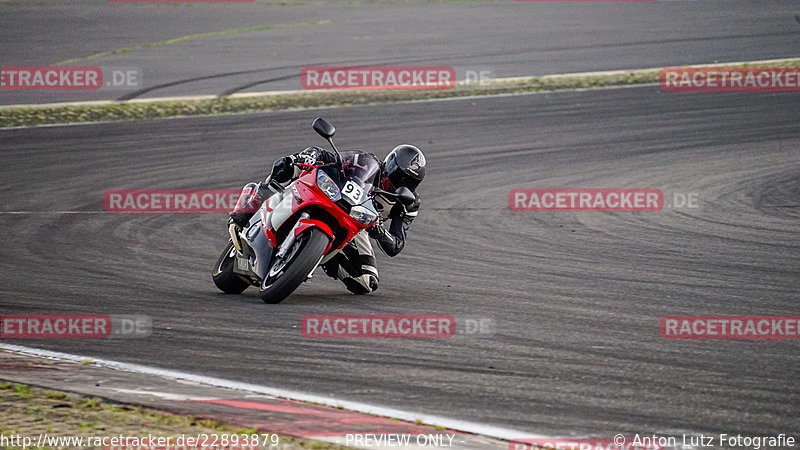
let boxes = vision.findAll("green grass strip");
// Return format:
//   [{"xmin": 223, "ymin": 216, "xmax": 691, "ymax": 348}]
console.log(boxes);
[{"xmin": 2, "ymin": 59, "xmax": 798, "ymax": 128}]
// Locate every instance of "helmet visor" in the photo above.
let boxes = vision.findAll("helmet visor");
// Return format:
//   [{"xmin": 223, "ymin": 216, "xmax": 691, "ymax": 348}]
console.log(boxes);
[{"xmin": 387, "ymin": 166, "xmax": 421, "ymax": 191}]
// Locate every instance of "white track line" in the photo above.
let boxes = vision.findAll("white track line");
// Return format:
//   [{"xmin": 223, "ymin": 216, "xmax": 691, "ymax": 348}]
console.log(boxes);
[{"xmin": 0, "ymin": 343, "xmax": 546, "ymax": 441}]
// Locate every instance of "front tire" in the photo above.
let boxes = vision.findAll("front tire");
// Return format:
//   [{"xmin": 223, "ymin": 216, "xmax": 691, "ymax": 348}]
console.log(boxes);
[
  {"xmin": 259, "ymin": 228, "xmax": 330, "ymax": 304},
  {"xmin": 212, "ymin": 241, "xmax": 250, "ymax": 294}
]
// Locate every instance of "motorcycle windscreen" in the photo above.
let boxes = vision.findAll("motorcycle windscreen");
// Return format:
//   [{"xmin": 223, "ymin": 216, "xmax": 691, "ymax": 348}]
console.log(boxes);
[{"xmin": 336, "ymin": 151, "xmax": 381, "ymax": 205}]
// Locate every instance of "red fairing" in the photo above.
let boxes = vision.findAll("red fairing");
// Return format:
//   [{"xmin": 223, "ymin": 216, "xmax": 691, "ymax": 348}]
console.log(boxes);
[
  {"xmin": 261, "ymin": 169, "xmax": 369, "ymax": 254},
  {"xmin": 295, "ymin": 170, "xmax": 364, "ymax": 250},
  {"xmin": 294, "ymin": 219, "xmax": 334, "ymax": 239}
]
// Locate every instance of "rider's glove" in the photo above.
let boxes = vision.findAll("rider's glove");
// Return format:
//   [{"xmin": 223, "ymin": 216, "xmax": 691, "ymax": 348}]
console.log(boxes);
[
  {"xmin": 292, "ymin": 150, "xmax": 319, "ymax": 167},
  {"xmin": 271, "ymin": 156, "xmax": 295, "ymax": 183},
  {"xmin": 390, "ymin": 191, "xmax": 421, "ymax": 222},
  {"xmin": 404, "ymin": 191, "xmax": 421, "ymax": 213}
]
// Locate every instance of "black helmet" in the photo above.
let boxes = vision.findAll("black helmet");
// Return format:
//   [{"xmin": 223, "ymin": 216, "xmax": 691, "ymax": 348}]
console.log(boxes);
[{"xmin": 382, "ymin": 144, "xmax": 426, "ymax": 191}]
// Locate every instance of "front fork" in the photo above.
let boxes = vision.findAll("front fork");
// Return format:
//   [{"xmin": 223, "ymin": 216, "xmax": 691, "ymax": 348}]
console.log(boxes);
[
  {"xmin": 276, "ymin": 212, "xmax": 310, "ymax": 259},
  {"xmin": 266, "ymin": 211, "xmax": 312, "ymax": 280}
]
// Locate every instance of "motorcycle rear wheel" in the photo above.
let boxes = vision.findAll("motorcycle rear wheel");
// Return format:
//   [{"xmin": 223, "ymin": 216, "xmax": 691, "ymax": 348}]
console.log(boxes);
[{"xmin": 212, "ymin": 241, "xmax": 250, "ymax": 294}]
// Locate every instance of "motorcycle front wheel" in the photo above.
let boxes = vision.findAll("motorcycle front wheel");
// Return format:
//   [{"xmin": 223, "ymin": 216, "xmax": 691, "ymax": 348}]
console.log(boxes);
[{"xmin": 259, "ymin": 228, "xmax": 331, "ymax": 304}]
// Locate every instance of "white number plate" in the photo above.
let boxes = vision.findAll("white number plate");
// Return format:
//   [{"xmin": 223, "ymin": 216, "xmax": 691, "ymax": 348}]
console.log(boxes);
[{"xmin": 341, "ymin": 180, "xmax": 364, "ymax": 203}]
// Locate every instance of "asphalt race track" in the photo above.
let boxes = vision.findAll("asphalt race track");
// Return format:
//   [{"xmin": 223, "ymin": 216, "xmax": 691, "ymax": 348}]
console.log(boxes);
[
  {"xmin": 2, "ymin": 0, "xmax": 800, "ymax": 104},
  {"xmin": 1, "ymin": 85, "xmax": 799, "ymax": 439}
]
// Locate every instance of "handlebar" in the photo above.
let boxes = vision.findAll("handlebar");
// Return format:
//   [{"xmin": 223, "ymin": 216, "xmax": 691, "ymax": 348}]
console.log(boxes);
[{"xmin": 296, "ymin": 162, "xmax": 338, "ymax": 170}]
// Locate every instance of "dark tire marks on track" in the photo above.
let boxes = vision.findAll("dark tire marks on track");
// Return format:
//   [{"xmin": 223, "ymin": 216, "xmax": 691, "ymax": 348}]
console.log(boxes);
[
  {"xmin": 0, "ymin": 87, "xmax": 798, "ymax": 438},
  {"xmin": 2, "ymin": 0, "xmax": 800, "ymax": 104}
]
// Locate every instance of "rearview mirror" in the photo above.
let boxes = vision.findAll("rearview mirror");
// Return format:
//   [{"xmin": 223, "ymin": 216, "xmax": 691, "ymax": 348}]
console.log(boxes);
[
  {"xmin": 394, "ymin": 186, "xmax": 416, "ymax": 206},
  {"xmin": 312, "ymin": 117, "xmax": 335, "ymax": 139}
]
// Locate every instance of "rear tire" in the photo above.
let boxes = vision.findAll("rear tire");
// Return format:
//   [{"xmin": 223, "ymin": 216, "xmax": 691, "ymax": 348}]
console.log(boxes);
[
  {"xmin": 212, "ymin": 241, "xmax": 250, "ymax": 294},
  {"xmin": 259, "ymin": 228, "xmax": 330, "ymax": 304}
]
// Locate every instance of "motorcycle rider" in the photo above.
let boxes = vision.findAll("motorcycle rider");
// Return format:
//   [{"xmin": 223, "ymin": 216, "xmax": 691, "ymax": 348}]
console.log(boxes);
[{"xmin": 228, "ymin": 144, "xmax": 426, "ymax": 295}]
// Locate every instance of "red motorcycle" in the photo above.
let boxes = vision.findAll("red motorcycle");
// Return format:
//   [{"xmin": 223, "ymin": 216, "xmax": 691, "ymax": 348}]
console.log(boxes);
[{"xmin": 212, "ymin": 118, "xmax": 415, "ymax": 304}]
